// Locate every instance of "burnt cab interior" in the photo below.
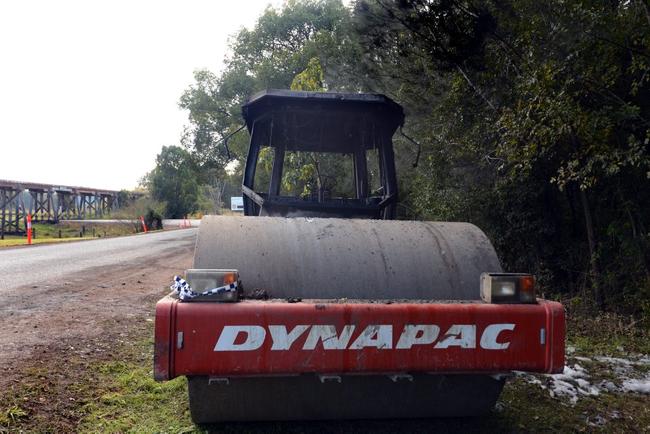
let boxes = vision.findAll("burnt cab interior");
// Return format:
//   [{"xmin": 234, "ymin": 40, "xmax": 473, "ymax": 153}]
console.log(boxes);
[{"xmin": 241, "ymin": 90, "xmax": 404, "ymax": 219}]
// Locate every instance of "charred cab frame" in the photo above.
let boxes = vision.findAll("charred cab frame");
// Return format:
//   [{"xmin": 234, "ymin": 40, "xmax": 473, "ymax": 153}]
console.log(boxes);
[{"xmin": 240, "ymin": 90, "xmax": 404, "ymax": 219}]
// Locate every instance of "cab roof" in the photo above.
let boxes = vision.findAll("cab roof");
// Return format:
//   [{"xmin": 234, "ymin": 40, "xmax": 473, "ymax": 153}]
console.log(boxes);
[{"xmin": 241, "ymin": 89, "xmax": 404, "ymax": 152}]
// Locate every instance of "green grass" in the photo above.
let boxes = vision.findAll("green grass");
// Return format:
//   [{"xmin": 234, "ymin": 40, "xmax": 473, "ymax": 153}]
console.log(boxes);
[
  {"xmin": 0, "ymin": 406, "xmax": 28, "ymax": 427},
  {"xmin": 498, "ymin": 376, "xmax": 650, "ymax": 432},
  {"xmin": 79, "ymin": 356, "xmax": 192, "ymax": 433},
  {"xmin": 565, "ymin": 308, "xmax": 650, "ymax": 356},
  {"xmin": 0, "ymin": 236, "xmax": 95, "ymax": 247},
  {"xmin": 0, "ymin": 222, "xmax": 139, "ymax": 248}
]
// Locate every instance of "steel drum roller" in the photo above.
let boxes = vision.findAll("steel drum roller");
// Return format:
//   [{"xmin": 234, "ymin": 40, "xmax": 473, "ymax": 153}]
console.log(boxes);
[{"xmin": 193, "ymin": 216, "xmax": 502, "ymax": 300}]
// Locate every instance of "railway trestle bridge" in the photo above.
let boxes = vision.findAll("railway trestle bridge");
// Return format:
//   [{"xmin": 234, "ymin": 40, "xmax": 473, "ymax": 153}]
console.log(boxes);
[{"xmin": 0, "ymin": 179, "xmax": 121, "ymax": 238}]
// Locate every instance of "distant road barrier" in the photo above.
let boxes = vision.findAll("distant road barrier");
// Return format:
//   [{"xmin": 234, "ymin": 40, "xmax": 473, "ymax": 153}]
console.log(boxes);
[
  {"xmin": 140, "ymin": 216, "xmax": 148, "ymax": 233},
  {"xmin": 162, "ymin": 219, "xmax": 201, "ymax": 228},
  {"xmin": 26, "ymin": 214, "xmax": 32, "ymax": 245}
]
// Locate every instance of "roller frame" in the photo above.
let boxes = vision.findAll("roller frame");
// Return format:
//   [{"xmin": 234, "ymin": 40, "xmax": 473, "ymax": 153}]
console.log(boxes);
[
  {"xmin": 155, "ymin": 298, "xmax": 565, "ymax": 380},
  {"xmin": 154, "ymin": 296, "xmax": 564, "ymax": 422}
]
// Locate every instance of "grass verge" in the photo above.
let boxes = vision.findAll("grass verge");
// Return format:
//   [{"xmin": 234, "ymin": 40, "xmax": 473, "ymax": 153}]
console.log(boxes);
[
  {"xmin": 0, "ymin": 221, "xmax": 141, "ymax": 248},
  {"xmin": 0, "ymin": 236, "xmax": 96, "ymax": 247},
  {"xmin": 78, "ymin": 339, "xmax": 192, "ymax": 433}
]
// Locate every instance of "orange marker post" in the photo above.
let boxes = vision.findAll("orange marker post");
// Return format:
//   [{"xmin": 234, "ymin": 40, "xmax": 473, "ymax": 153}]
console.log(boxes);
[
  {"xmin": 26, "ymin": 213, "xmax": 32, "ymax": 245},
  {"xmin": 140, "ymin": 216, "xmax": 148, "ymax": 233}
]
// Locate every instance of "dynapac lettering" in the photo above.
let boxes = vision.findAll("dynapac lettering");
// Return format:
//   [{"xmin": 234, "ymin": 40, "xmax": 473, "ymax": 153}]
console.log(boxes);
[{"xmin": 214, "ymin": 323, "xmax": 515, "ymax": 351}]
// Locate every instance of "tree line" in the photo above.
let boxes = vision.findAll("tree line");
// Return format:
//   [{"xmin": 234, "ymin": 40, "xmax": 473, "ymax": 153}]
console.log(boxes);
[{"xmin": 145, "ymin": 0, "xmax": 649, "ymax": 313}]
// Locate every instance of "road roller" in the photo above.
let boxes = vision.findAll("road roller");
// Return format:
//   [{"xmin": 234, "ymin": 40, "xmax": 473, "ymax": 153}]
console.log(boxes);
[{"xmin": 154, "ymin": 90, "xmax": 565, "ymax": 423}]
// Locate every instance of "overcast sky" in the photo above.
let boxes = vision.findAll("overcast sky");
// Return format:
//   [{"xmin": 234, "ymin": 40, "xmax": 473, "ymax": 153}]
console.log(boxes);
[{"xmin": 0, "ymin": 0, "xmax": 284, "ymax": 191}]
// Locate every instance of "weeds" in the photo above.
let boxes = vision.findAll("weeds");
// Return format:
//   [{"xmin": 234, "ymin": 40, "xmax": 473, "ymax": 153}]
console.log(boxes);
[{"xmin": 0, "ymin": 405, "xmax": 28, "ymax": 428}]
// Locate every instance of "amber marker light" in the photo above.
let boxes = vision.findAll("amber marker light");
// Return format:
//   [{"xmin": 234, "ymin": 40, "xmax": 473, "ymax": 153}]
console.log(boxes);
[
  {"xmin": 222, "ymin": 272, "xmax": 238, "ymax": 285},
  {"xmin": 480, "ymin": 273, "xmax": 537, "ymax": 304}
]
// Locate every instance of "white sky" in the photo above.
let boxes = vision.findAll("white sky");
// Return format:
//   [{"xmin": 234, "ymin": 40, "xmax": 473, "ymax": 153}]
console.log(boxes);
[{"xmin": 0, "ymin": 0, "xmax": 283, "ymax": 191}]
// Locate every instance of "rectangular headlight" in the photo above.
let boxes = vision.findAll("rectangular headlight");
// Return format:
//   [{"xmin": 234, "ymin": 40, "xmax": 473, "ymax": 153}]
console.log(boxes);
[
  {"xmin": 480, "ymin": 273, "xmax": 536, "ymax": 304},
  {"xmin": 185, "ymin": 269, "xmax": 240, "ymax": 302}
]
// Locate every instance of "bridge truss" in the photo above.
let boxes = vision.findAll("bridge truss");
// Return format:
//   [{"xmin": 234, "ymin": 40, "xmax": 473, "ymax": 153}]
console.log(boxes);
[{"xmin": 0, "ymin": 179, "xmax": 121, "ymax": 238}]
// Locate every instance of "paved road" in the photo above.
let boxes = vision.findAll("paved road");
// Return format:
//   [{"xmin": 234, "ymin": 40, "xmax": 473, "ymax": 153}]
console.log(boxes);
[{"xmin": 0, "ymin": 228, "xmax": 197, "ymax": 292}]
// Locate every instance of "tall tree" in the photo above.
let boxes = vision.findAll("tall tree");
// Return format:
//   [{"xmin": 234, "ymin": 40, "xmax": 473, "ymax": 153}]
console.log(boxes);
[
  {"xmin": 353, "ymin": 0, "xmax": 650, "ymax": 309},
  {"xmin": 178, "ymin": 0, "xmax": 353, "ymax": 169},
  {"xmin": 147, "ymin": 146, "xmax": 201, "ymax": 218}
]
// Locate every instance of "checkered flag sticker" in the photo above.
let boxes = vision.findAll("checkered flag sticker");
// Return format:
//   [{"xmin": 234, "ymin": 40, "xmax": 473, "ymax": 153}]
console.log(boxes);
[{"xmin": 171, "ymin": 275, "xmax": 238, "ymax": 301}]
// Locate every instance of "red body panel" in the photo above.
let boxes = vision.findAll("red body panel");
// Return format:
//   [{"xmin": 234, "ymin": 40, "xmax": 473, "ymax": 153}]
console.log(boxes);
[{"xmin": 154, "ymin": 298, "xmax": 564, "ymax": 381}]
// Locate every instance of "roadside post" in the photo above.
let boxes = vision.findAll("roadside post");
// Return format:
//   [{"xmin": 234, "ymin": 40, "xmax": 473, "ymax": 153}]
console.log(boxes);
[
  {"xmin": 26, "ymin": 213, "xmax": 32, "ymax": 245},
  {"xmin": 140, "ymin": 215, "xmax": 148, "ymax": 233}
]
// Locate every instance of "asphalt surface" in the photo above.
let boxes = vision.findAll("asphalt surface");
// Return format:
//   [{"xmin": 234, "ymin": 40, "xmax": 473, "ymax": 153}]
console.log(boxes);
[{"xmin": 0, "ymin": 228, "xmax": 197, "ymax": 292}]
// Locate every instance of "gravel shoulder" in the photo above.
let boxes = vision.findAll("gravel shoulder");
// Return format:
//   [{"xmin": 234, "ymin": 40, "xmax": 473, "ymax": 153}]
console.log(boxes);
[{"xmin": 0, "ymin": 240, "xmax": 193, "ymax": 390}]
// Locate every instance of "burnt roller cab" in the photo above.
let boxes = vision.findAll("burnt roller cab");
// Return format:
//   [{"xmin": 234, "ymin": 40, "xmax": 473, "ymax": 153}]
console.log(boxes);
[{"xmin": 154, "ymin": 90, "xmax": 565, "ymax": 423}]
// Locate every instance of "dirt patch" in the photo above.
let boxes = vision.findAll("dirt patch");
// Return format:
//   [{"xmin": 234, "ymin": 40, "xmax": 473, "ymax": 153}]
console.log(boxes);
[{"xmin": 0, "ymin": 244, "xmax": 193, "ymax": 431}]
